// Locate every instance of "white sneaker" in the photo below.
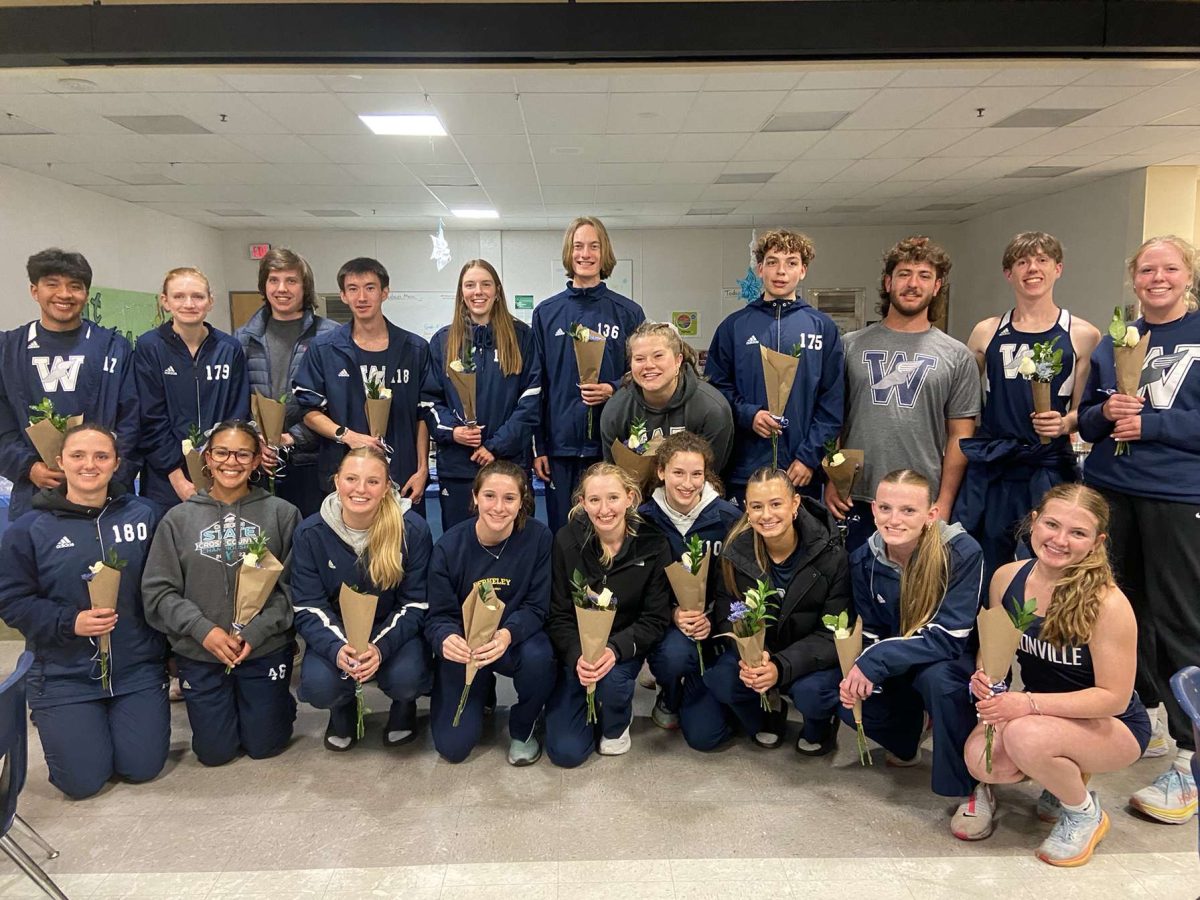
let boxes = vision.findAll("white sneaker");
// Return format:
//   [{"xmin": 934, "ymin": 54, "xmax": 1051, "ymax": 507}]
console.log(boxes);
[
  {"xmin": 951, "ymin": 783, "xmax": 996, "ymax": 841},
  {"xmin": 1142, "ymin": 712, "xmax": 1170, "ymax": 759},
  {"xmin": 1129, "ymin": 764, "xmax": 1198, "ymax": 824},
  {"xmin": 598, "ymin": 724, "xmax": 632, "ymax": 756}
]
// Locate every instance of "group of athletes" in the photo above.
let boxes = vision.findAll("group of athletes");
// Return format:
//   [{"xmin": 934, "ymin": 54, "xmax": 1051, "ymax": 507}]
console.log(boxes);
[{"xmin": 0, "ymin": 215, "xmax": 1196, "ymax": 869}]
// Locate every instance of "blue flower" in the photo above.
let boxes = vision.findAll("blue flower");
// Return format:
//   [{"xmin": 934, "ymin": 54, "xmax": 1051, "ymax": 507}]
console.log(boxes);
[{"xmin": 729, "ymin": 601, "xmax": 749, "ymax": 622}]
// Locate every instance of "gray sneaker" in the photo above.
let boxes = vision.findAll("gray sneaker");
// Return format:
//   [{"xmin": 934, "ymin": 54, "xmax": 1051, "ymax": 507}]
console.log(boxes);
[
  {"xmin": 1036, "ymin": 791, "xmax": 1109, "ymax": 867},
  {"xmin": 1036, "ymin": 789, "xmax": 1061, "ymax": 823},
  {"xmin": 507, "ymin": 734, "xmax": 542, "ymax": 767},
  {"xmin": 651, "ymin": 693, "xmax": 680, "ymax": 731}
]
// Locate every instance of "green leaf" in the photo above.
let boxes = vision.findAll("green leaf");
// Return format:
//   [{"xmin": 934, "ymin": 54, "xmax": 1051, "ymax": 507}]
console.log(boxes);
[{"xmin": 1107, "ymin": 306, "xmax": 1126, "ymax": 342}]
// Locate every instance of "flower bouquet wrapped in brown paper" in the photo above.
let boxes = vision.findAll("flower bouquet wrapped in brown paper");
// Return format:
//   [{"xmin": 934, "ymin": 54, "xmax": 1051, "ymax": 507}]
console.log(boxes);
[
  {"xmin": 251, "ymin": 392, "xmax": 287, "ymax": 447},
  {"xmin": 339, "ymin": 583, "xmax": 380, "ymax": 739},
  {"xmin": 664, "ymin": 533, "xmax": 710, "ymax": 674},
  {"xmin": 568, "ymin": 323, "xmax": 606, "ymax": 439},
  {"xmin": 1107, "ymin": 306, "xmax": 1149, "ymax": 456},
  {"xmin": 759, "ymin": 344, "xmax": 801, "ymax": 467},
  {"xmin": 364, "ymin": 375, "xmax": 392, "ymax": 439},
  {"xmin": 976, "ymin": 597, "xmax": 1038, "ymax": 772},
  {"xmin": 720, "ymin": 577, "xmax": 780, "ymax": 712},
  {"xmin": 452, "ymin": 579, "xmax": 506, "ymax": 726},
  {"xmin": 570, "ymin": 568, "xmax": 617, "ymax": 724},
  {"xmin": 181, "ymin": 423, "xmax": 212, "ymax": 491},
  {"xmin": 821, "ymin": 439, "xmax": 864, "ymax": 501},
  {"xmin": 83, "ymin": 548, "xmax": 126, "ymax": 692},
  {"xmin": 610, "ymin": 416, "xmax": 662, "ymax": 492},
  {"xmin": 448, "ymin": 333, "xmax": 479, "ymax": 426},
  {"xmin": 1015, "ymin": 336, "xmax": 1064, "ymax": 445},
  {"xmin": 823, "ymin": 611, "xmax": 871, "ymax": 766},
  {"xmin": 26, "ymin": 398, "xmax": 83, "ymax": 471},
  {"xmin": 225, "ymin": 533, "xmax": 284, "ymax": 673}
]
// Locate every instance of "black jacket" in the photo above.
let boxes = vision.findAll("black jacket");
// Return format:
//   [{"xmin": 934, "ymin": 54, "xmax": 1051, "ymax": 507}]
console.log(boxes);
[
  {"xmin": 713, "ymin": 497, "xmax": 850, "ymax": 687},
  {"xmin": 548, "ymin": 513, "xmax": 671, "ymax": 666}
]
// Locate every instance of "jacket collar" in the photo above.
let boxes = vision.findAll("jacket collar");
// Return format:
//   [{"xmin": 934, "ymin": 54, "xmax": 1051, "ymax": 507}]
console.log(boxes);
[
  {"xmin": 865, "ymin": 519, "xmax": 966, "ymax": 573},
  {"xmin": 242, "ymin": 305, "xmax": 316, "ymax": 342},
  {"xmin": 565, "ymin": 280, "xmax": 607, "ymax": 300},
  {"xmin": 724, "ymin": 497, "xmax": 836, "ymax": 579}
]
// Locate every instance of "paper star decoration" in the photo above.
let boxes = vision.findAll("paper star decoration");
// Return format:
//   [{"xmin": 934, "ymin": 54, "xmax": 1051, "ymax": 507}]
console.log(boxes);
[
  {"xmin": 738, "ymin": 266, "xmax": 762, "ymax": 303},
  {"xmin": 430, "ymin": 219, "xmax": 451, "ymax": 272}
]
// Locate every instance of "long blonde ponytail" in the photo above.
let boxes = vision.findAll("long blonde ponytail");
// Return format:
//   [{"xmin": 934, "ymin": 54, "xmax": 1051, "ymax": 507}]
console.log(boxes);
[
  {"xmin": 340, "ymin": 447, "xmax": 406, "ymax": 590},
  {"xmin": 877, "ymin": 469, "xmax": 949, "ymax": 637}
]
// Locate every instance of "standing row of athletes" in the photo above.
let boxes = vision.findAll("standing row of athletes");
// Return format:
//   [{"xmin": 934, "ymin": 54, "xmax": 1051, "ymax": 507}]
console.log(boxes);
[{"xmin": 0, "ymin": 217, "xmax": 1195, "ymax": 866}]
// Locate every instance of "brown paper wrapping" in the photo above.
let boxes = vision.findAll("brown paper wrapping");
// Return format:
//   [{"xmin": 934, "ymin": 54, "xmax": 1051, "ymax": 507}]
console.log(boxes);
[
  {"xmin": 1030, "ymin": 381, "xmax": 1052, "ymax": 445},
  {"xmin": 574, "ymin": 604, "xmax": 617, "ymax": 697},
  {"xmin": 26, "ymin": 415, "xmax": 84, "ymax": 470},
  {"xmin": 832, "ymin": 619, "xmax": 864, "ymax": 726},
  {"xmin": 86, "ymin": 564, "xmax": 121, "ymax": 655},
  {"xmin": 251, "ymin": 393, "xmax": 286, "ymax": 446},
  {"xmin": 610, "ymin": 438, "xmax": 663, "ymax": 492},
  {"xmin": 232, "ymin": 549, "xmax": 283, "ymax": 635},
  {"xmin": 448, "ymin": 369, "xmax": 478, "ymax": 425},
  {"xmin": 665, "ymin": 551, "xmax": 710, "ymax": 615},
  {"xmin": 338, "ymin": 584, "xmax": 380, "ymax": 655},
  {"xmin": 184, "ymin": 447, "xmax": 213, "ymax": 491},
  {"xmin": 822, "ymin": 448, "xmax": 864, "ymax": 500},
  {"xmin": 460, "ymin": 581, "xmax": 507, "ymax": 687},
  {"xmin": 573, "ymin": 337, "xmax": 605, "ymax": 386},
  {"xmin": 759, "ymin": 346, "xmax": 799, "ymax": 417},
  {"xmin": 977, "ymin": 604, "xmax": 1025, "ymax": 684},
  {"xmin": 1114, "ymin": 332, "xmax": 1150, "ymax": 397},
  {"xmin": 364, "ymin": 397, "xmax": 391, "ymax": 438}
]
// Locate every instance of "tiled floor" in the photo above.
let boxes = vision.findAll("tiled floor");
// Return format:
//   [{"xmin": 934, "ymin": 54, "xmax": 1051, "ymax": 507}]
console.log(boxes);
[{"xmin": 0, "ymin": 641, "xmax": 1196, "ymax": 900}]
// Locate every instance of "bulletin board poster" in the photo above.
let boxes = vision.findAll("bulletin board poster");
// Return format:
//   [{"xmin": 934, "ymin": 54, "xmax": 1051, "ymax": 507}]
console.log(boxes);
[
  {"xmin": 85, "ymin": 287, "xmax": 162, "ymax": 345},
  {"xmin": 671, "ymin": 310, "xmax": 699, "ymax": 337}
]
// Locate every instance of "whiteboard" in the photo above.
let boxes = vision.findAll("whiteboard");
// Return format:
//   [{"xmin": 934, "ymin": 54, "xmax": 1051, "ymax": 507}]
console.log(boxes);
[{"xmin": 383, "ymin": 291, "xmax": 456, "ymax": 341}]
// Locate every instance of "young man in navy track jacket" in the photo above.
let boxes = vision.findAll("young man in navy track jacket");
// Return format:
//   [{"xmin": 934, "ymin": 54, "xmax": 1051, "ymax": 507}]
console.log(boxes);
[
  {"xmin": 0, "ymin": 248, "xmax": 140, "ymax": 520},
  {"xmin": 705, "ymin": 229, "xmax": 844, "ymax": 505},
  {"xmin": 532, "ymin": 217, "xmax": 645, "ymax": 531},
  {"xmin": 294, "ymin": 257, "xmax": 439, "ymax": 515}
]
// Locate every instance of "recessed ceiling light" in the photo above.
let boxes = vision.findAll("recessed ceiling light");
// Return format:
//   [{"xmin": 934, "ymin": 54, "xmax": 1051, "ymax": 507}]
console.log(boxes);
[
  {"xmin": 551, "ymin": 146, "xmax": 584, "ymax": 155},
  {"xmin": 358, "ymin": 114, "xmax": 446, "ymax": 136},
  {"xmin": 992, "ymin": 108, "xmax": 1100, "ymax": 128},
  {"xmin": 452, "ymin": 208, "xmax": 499, "ymax": 219}
]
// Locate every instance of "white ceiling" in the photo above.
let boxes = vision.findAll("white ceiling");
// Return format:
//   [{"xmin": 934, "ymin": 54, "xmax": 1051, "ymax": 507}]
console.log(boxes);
[{"xmin": 2, "ymin": 60, "xmax": 1200, "ymax": 230}]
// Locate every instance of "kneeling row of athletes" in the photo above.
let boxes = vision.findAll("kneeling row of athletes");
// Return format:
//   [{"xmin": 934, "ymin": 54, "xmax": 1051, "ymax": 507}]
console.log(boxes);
[{"xmin": 0, "ymin": 423, "xmax": 1144, "ymax": 868}]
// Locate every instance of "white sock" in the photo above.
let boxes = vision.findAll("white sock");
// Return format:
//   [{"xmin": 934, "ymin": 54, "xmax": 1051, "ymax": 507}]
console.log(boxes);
[
  {"xmin": 1175, "ymin": 749, "xmax": 1194, "ymax": 772},
  {"xmin": 1061, "ymin": 793, "xmax": 1096, "ymax": 816}
]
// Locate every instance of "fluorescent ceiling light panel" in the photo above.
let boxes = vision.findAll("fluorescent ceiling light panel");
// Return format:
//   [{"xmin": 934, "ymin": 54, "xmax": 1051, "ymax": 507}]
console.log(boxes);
[
  {"xmin": 1004, "ymin": 165, "xmax": 1082, "ymax": 178},
  {"xmin": 0, "ymin": 115, "xmax": 50, "ymax": 135},
  {"xmin": 826, "ymin": 204, "xmax": 879, "ymax": 213},
  {"xmin": 761, "ymin": 111, "xmax": 849, "ymax": 132},
  {"xmin": 359, "ymin": 114, "xmax": 446, "ymax": 136},
  {"xmin": 107, "ymin": 115, "xmax": 211, "ymax": 134},
  {"xmin": 715, "ymin": 172, "xmax": 777, "ymax": 184},
  {"xmin": 423, "ymin": 175, "xmax": 479, "ymax": 187},
  {"xmin": 113, "ymin": 172, "xmax": 179, "ymax": 185},
  {"xmin": 686, "ymin": 206, "xmax": 736, "ymax": 215},
  {"xmin": 452, "ymin": 208, "xmax": 499, "ymax": 219},
  {"xmin": 208, "ymin": 209, "xmax": 265, "ymax": 217},
  {"xmin": 919, "ymin": 202, "xmax": 975, "ymax": 211},
  {"xmin": 305, "ymin": 209, "xmax": 359, "ymax": 217},
  {"xmin": 992, "ymin": 108, "xmax": 1100, "ymax": 128}
]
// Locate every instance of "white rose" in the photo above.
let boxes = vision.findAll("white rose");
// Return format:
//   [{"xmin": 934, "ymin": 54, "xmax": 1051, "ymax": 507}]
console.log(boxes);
[
  {"xmin": 830, "ymin": 452, "xmax": 846, "ymax": 467},
  {"xmin": 1123, "ymin": 326, "xmax": 1140, "ymax": 348},
  {"xmin": 1017, "ymin": 355, "xmax": 1037, "ymax": 377},
  {"xmin": 181, "ymin": 438, "xmax": 194, "ymax": 455},
  {"xmin": 595, "ymin": 588, "xmax": 613, "ymax": 609},
  {"xmin": 89, "ymin": 560, "xmax": 105, "ymax": 575},
  {"xmin": 378, "ymin": 387, "xmax": 392, "ymax": 400},
  {"xmin": 834, "ymin": 627, "xmax": 850, "ymax": 640},
  {"xmin": 628, "ymin": 434, "xmax": 643, "ymax": 450},
  {"xmin": 681, "ymin": 551, "xmax": 693, "ymax": 570},
  {"xmin": 449, "ymin": 359, "xmax": 464, "ymax": 373},
  {"xmin": 242, "ymin": 552, "xmax": 260, "ymax": 568},
  {"xmin": 745, "ymin": 594, "xmax": 759, "ymax": 610},
  {"xmin": 577, "ymin": 327, "xmax": 592, "ymax": 341}
]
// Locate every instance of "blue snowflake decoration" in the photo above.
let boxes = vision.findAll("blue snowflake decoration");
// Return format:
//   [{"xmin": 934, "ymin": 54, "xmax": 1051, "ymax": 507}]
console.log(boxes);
[{"xmin": 737, "ymin": 266, "xmax": 763, "ymax": 303}]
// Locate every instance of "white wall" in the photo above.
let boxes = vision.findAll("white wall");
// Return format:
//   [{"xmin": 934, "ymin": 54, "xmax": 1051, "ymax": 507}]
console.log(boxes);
[
  {"xmin": 219, "ymin": 222, "xmax": 946, "ymax": 350},
  {"xmin": 946, "ymin": 171, "xmax": 1147, "ymax": 339},
  {"xmin": 0, "ymin": 164, "xmax": 226, "ymax": 332}
]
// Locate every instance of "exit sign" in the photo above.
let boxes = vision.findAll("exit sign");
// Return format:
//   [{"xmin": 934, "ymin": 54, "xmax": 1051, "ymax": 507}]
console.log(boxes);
[{"xmin": 249, "ymin": 243, "xmax": 271, "ymax": 260}]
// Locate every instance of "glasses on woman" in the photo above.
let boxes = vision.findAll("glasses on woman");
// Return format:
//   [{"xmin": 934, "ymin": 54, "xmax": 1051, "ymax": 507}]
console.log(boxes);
[{"xmin": 207, "ymin": 447, "xmax": 256, "ymax": 464}]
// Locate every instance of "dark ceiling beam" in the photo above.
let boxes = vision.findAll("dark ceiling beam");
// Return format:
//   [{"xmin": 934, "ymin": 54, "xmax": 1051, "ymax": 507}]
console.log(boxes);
[{"xmin": 1, "ymin": 1, "xmax": 1197, "ymax": 68}]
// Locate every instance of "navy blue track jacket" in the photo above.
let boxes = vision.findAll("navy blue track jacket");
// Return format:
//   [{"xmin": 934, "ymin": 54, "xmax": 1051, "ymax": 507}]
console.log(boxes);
[
  {"xmin": 0, "ymin": 320, "xmax": 140, "ymax": 519},
  {"xmin": 424, "ymin": 517, "xmax": 553, "ymax": 654},
  {"xmin": 290, "ymin": 509, "xmax": 432, "ymax": 665},
  {"xmin": 531, "ymin": 282, "xmax": 645, "ymax": 458},
  {"xmin": 0, "ymin": 487, "xmax": 166, "ymax": 708},
  {"xmin": 428, "ymin": 320, "xmax": 541, "ymax": 480},
  {"xmin": 133, "ymin": 322, "xmax": 250, "ymax": 507}
]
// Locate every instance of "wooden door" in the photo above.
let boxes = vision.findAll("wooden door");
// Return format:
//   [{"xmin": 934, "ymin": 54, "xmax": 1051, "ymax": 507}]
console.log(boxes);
[{"xmin": 230, "ymin": 292, "xmax": 262, "ymax": 330}]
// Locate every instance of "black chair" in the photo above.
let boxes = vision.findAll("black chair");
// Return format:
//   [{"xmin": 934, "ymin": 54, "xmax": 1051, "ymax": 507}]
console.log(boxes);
[
  {"xmin": 0, "ymin": 652, "xmax": 67, "ymax": 899},
  {"xmin": 1169, "ymin": 665, "xmax": 1200, "ymax": 862}
]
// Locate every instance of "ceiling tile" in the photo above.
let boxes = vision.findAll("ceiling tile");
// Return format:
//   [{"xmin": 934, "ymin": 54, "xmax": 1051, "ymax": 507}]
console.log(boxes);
[
  {"xmin": 319, "ymin": 72, "xmax": 426, "ymax": 93},
  {"xmin": 1073, "ymin": 124, "xmax": 1200, "ymax": 155},
  {"xmin": 533, "ymin": 162, "xmax": 598, "ymax": 185},
  {"xmin": 697, "ymin": 183, "xmax": 760, "ymax": 201},
  {"xmin": 733, "ymin": 131, "xmax": 824, "ymax": 160},
  {"xmin": 299, "ymin": 134, "xmax": 402, "ymax": 165},
  {"xmin": 453, "ymin": 133, "xmax": 532, "ymax": 165},
  {"xmin": 220, "ymin": 73, "xmax": 328, "ymax": 93},
  {"xmin": 934, "ymin": 128, "xmax": 1050, "ymax": 157},
  {"xmin": 803, "ymin": 130, "xmax": 902, "ymax": 159},
  {"xmin": 151, "ymin": 92, "xmax": 289, "ymax": 134},
  {"xmin": 917, "ymin": 86, "xmax": 1059, "ymax": 128},
  {"xmin": 1073, "ymin": 65, "xmax": 1195, "ymax": 86},
  {"xmin": 838, "ymin": 88, "xmax": 968, "ymax": 130},
  {"xmin": 416, "ymin": 71, "xmax": 518, "ymax": 94},
  {"xmin": 889, "ymin": 66, "xmax": 999, "ymax": 87},
  {"xmin": 772, "ymin": 158, "xmax": 854, "ymax": 182},
  {"xmin": 528, "ymin": 133, "xmax": 604, "ymax": 162},
  {"xmin": 981, "ymin": 65, "xmax": 1096, "ymax": 86},
  {"xmin": 828, "ymin": 157, "xmax": 918, "ymax": 182},
  {"xmin": 893, "ymin": 157, "xmax": 984, "ymax": 180},
  {"xmin": 542, "ymin": 185, "xmax": 598, "ymax": 204},
  {"xmin": 605, "ymin": 92, "xmax": 695, "ymax": 134},
  {"xmin": 521, "ymin": 94, "xmax": 607, "ymax": 135},
  {"xmin": 599, "ymin": 134, "xmax": 671, "ymax": 163},
  {"xmin": 1068, "ymin": 87, "xmax": 1199, "ymax": 127},
  {"xmin": 145, "ymin": 135, "xmax": 263, "ymax": 163},
  {"xmin": 867, "ymin": 129, "xmax": 978, "ymax": 158},
  {"xmin": 428, "ymin": 186, "xmax": 491, "ymax": 206},
  {"xmin": 513, "ymin": 71, "xmax": 610, "ymax": 93},
  {"xmin": 611, "ymin": 71, "xmax": 708, "ymax": 92},
  {"xmin": 680, "ymin": 92, "xmax": 787, "ymax": 133},
  {"xmin": 1154, "ymin": 108, "xmax": 1200, "ymax": 126},
  {"xmin": 1031, "ymin": 85, "xmax": 1147, "ymax": 108},
  {"xmin": 702, "ymin": 71, "xmax": 802, "ymax": 92},
  {"xmin": 224, "ymin": 133, "xmax": 329, "ymax": 164},
  {"xmin": 596, "ymin": 183, "xmax": 704, "ymax": 202},
  {"xmin": 997, "ymin": 126, "xmax": 1128, "ymax": 158},
  {"xmin": 596, "ymin": 163, "xmax": 662, "ymax": 185},
  {"xmin": 473, "ymin": 163, "xmax": 539, "ymax": 186},
  {"xmin": 659, "ymin": 162, "xmax": 726, "ymax": 183},
  {"xmin": 333, "ymin": 92, "xmax": 430, "ymax": 116},
  {"xmin": 243, "ymin": 93, "xmax": 363, "ymax": 134},
  {"xmin": 665, "ymin": 133, "xmax": 751, "ymax": 162},
  {"xmin": 774, "ymin": 89, "xmax": 877, "ymax": 114},
  {"xmin": 2, "ymin": 93, "xmax": 128, "ymax": 134},
  {"xmin": 795, "ymin": 68, "xmax": 899, "ymax": 90},
  {"xmin": 430, "ymin": 93, "xmax": 525, "ymax": 135}
]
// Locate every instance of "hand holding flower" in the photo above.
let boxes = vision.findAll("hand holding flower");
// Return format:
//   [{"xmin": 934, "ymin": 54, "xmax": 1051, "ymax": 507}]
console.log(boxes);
[
  {"xmin": 674, "ymin": 607, "xmax": 709, "ymax": 639},
  {"xmin": 976, "ymin": 690, "xmax": 1032, "ymax": 726},
  {"xmin": 839, "ymin": 664, "xmax": 875, "ymax": 705},
  {"xmin": 74, "ymin": 607, "xmax": 117, "ymax": 637},
  {"xmin": 578, "ymin": 381, "xmax": 613, "ymax": 406},
  {"xmin": 576, "ymin": 647, "xmax": 617, "ymax": 686},
  {"xmin": 231, "ymin": 637, "xmax": 253, "ymax": 667},
  {"xmin": 737, "ymin": 651, "xmax": 778, "ymax": 692},
  {"xmin": 442, "ymin": 633, "xmax": 473, "ymax": 664},
  {"xmin": 338, "ymin": 642, "xmax": 381, "ymax": 683},
  {"xmin": 969, "ymin": 668, "xmax": 995, "ymax": 701},
  {"xmin": 471, "ymin": 628, "xmax": 512, "ymax": 668},
  {"xmin": 1112, "ymin": 415, "xmax": 1143, "ymax": 443},
  {"xmin": 751, "ymin": 410, "xmax": 784, "ymax": 438},
  {"xmin": 1102, "ymin": 392, "xmax": 1145, "ymax": 422},
  {"xmin": 453, "ymin": 425, "xmax": 484, "ymax": 448},
  {"xmin": 203, "ymin": 626, "xmax": 243, "ymax": 667}
]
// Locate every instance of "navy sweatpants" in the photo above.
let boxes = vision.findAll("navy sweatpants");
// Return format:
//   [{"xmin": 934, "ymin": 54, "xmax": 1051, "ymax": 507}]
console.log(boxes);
[
  {"xmin": 437, "ymin": 477, "xmax": 476, "ymax": 532},
  {"xmin": 299, "ymin": 635, "xmax": 432, "ymax": 712},
  {"xmin": 647, "ymin": 626, "xmax": 703, "ymax": 713},
  {"xmin": 176, "ymin": 646, "xmax": 297, "ymax": 767},
  {"xmin": 543, "ymin": 456, "xmax": 600, "ymax": 533},
  {"xmin": 33, "ymin": 683, "xmax": 170, "ymax": 800},
  {"xmin": 545, "ymin": 656, "xmax": 641, "ymax": 768},
  {"xmin": 430, "ymin": 631, "xmax": 555, "ymax": 763},
  {"xmin": 839, "ymin": 654, "xmax": 977, "ymax": 797},
  {"xmin": 684, "ymin": 651, "xmax": 841, "ymax": 751}
]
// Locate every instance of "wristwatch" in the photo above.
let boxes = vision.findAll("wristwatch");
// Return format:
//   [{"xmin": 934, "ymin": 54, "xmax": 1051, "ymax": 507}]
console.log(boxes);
[{"xmin": 334, "ymin": 425, "xmax": 348, "ymax": 444}]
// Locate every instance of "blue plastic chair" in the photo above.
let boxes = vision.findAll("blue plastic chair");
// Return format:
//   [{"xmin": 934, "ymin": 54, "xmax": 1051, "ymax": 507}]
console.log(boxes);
[
  {"xmin": 1169, "ymin": 665, "xmax": 1200, "ymax": 860},
  {"xmin": 0, "ymin": 653, "xmax": 67, "ymax": 899}
]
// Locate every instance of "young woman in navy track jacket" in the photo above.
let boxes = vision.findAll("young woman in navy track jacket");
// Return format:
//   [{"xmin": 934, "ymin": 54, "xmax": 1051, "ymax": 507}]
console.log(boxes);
[
  {"xmin": 429, "ymin": 259, "xmax": 541, "ymax": 530},
  {"xmin": 835, "ymin": 470, "xmax": 985, "ymax": 838},
  {"xmin": 686, "ymin": 467, "xmax": 848, "ymax": 754},
  {"xmin": 545, "ymin": 462, "xmax": 671, "ymax": 766},
  {"xmin": 142, "ymin": 420, "xmax": 299, "ymax": 767},
  {"xmin": 134, "ymin": 267, "xmax": 250, "ymax": 510},
  {"xmin": 637, "ymin": 432, "xmax": 740, "ymax": 732},
  {"xmin": 426, "ymin": 461, "xmax": 555, "ymax": 765},
  {"xmin": 965, "ymin": 484, "xmax": 1148, "ymax": 867},
  {"xmin": 290, "ymin": 447, "xmax": 433, "ymax": 751},
  {"xmin": 1078, "ymin": 235, "xmax": 1200, "ymax": 824},
  {"xmin": 532, "ymin": 217, "xmax": 645, "ymax": 532},
  {"xmin": 0, "ymin": 424, "xmax": 168, "ymax": 799}
]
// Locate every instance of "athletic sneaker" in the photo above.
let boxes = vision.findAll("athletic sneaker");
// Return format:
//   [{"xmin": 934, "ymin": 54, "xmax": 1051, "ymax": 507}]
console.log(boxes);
[
  {"xmin": 507, "ymin": 735, "xmax": 542, "ymax": 767},
  {"xmin": 650, "ymin": 693, "xmax": 680, "ymax": 731},
  {"xmin": 751, "ymin": 698, "xmax": 788, "ymax": 749},
  {"xmin": 598, "ymin": 724, "xmax": 632, "ymax": 756},
  {"xmin": 885, "ymin": 749, "xmax": 922, "ymax": 767},
  {"xmin": 1142, "ymin": 713, "xmax": 1170, "ymax": 759},
  {"xmin": 1037, "ymin": 792, "xmax": 1109, "ymax": 867},
  {"xmin": 1129, "ymin": 764, "xmax": 1198, "ymax": 824},
  {"xmin": 637, "ymin": 663, "xmax": 657, "ymax": 690},
  {"xmin": 951, "ymin": 784, "xmax": 996, "ymax": 841},
  {"xmin": 1037, "ymin": 789, "xmax": 1061, "ymax": 823},
  {"xmin": 324, "ymin": 705, "xmax": 357, "ymax": 752},
  {"xmin": 382, "ymin": 700, "xmax": 418, "ymax": 747}
]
